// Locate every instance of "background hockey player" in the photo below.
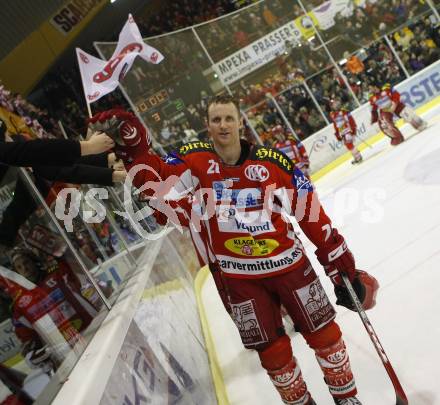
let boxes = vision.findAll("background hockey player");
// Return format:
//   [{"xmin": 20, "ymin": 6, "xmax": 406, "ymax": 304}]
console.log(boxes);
[
  {"xmin": 369, "ymin": 82, "xmax": 427, "ymax": 145},
  {"xmin": 330, "ymin": 98, "xmax": 363, "ymax": 164},
  {"xmin": 89, "ymin": 95, "xmax": 379, "ymax": 405},
  {"xmin": 272, "ymin": 125, "xmax": 311, "ymax": 178}
]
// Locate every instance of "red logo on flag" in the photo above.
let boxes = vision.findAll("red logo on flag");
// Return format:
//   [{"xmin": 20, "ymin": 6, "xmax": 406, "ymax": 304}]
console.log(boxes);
[
  {"xmin": 80, "ymin": 53, "xmax": 89, "ymax": 64},
  {"xmin": 88, "ymin": 92, "xmax": 100, "ymax": 101},
  {"xmin": 150, "ymin": 52, "xmax": 159, "ymax": 63},
  {"xmin": 92, "ymin": 43, "xmax": 142, "ymax": 83}
]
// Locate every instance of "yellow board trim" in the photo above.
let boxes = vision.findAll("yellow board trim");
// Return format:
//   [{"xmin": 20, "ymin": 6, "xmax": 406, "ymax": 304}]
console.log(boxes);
[
  {"xmin": 194, "ymin": 266, "xmax": 230, "ymax": 405},
  {"xmin": 2, "ymin": 352, "xmax": 24, "ymax": 368}
]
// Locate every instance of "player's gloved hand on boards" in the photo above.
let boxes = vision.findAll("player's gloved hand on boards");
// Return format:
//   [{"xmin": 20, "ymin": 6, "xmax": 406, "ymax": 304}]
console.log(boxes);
[
  {"xmin": 88, "ymin": 109, "xmax": 151, "ymax": 164},
  {"xmin": 315, "ymin": 228, "xmax": 356, "ymax": 285},
  {"xmin": 334, "ymin": 269, "xmax": 379, "ymax": 311}
]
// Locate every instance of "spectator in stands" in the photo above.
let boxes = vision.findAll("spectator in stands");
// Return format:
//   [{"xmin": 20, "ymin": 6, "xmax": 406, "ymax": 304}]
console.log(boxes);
[
  {"xmin": 394, "ymin": 27, "xmax": 414, "ymax": 49},
  {"xmin": 262, "ymin": 5, "xmax": 278, "ymax": 28},
  {"xmin": 345, "ymin": 53, "xmax": 365, "ymax": 76},
  {"xmin": 409, "ymin": 52, "xmax": 426, "ymax": 71}
]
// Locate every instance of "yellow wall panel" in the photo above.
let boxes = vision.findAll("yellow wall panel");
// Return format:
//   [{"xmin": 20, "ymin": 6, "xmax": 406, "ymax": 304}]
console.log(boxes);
[
  {"xmin": 0, "ymin": 0, "xmax": 108, "ymax": 95},
  {"xmin": 0, "ymin": 31, "xmax": 56, "ymax": 94}
]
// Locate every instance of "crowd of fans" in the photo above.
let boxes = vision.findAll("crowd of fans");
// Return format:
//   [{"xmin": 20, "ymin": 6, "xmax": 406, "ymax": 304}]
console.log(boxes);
[
  {"xmin": 392, "ymin": 15, "xmax": 440, "ymax": 73},
  {"xmin": 28, "ymin": 0, "xmax": 440, "ymax": 152},
  {"xmin": 153, "ymin": 5, "xmax": 440, "ymax": 149},
  {"xmin": 0, "ymin": 84, "xmax": 62, "ymax": 139}
]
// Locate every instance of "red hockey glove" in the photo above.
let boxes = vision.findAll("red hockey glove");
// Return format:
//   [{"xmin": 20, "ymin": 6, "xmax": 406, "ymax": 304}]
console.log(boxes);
[
  {"xmin": 371, "ymin": 110, "xmax": 378, "ymax": 124},
  {"xmin": 315, "ymin": 228, "xmax": 356, "ymax": 285},
  {"xmin": 88, "ymin": 109, "xmax": 151, "ymax": 164},
  {"xmin": 334, "ymin": 269, "xmax": 379, "ymax": 311}
]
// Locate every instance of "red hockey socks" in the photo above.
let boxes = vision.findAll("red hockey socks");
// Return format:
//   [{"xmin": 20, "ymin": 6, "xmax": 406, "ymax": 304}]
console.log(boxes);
[
  {"xmin": 258, "ymin": 335, "xmax": 312, "ymax": 404},
  {"xmin": 304, "ymin": 321, "xmax": 357, "ymax": 399}
]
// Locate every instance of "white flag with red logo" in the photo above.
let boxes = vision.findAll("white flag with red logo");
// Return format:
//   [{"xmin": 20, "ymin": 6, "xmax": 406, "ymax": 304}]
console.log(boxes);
[{"xmin": 76, "ymin": 14, "xmax": 164, "ymax": 103}]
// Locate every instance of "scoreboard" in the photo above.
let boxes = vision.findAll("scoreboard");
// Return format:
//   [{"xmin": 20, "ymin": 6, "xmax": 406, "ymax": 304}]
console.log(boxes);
[{"xmin": 136, "ymin": 89, "xmax": 186, "ymax": 125}]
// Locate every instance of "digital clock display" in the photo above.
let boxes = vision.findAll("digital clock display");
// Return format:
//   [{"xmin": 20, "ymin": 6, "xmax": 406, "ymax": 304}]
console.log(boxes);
[{"xmin": 137, "ymin": 89, "xmax": 169, "ymax": 112}]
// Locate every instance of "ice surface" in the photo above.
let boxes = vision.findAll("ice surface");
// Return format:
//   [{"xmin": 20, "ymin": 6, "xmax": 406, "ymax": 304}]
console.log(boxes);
[{"xmin": 202, "ymin": 106, "xmax": 440, "ymax": 405}]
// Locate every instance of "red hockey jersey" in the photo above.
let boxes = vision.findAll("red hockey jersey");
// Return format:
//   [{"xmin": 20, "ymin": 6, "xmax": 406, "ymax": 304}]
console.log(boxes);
[
  {"xmin": 274, "ymin": 138, "xmax": 309, "ymax": 168},
  {"xmin": 127, "ymin": 141, "xmax": 336, "ymax": 279},
  {"xmin": 369, "ymin": 85, "xmax": 403, "ymax": 122},
  {"xmin": 329, "ymin": 109, "xmax": 357, "ymax": 140}
]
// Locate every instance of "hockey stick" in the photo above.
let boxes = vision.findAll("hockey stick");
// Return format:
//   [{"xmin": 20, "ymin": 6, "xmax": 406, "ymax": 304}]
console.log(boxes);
[{"xmin": 341, "ymin": 273, "xmax": 409, "ymax": 405}]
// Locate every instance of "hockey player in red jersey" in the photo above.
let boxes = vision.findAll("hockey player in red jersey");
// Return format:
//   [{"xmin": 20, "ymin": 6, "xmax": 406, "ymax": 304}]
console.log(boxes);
[
  {"xmin": 89, "ymin": 95, "xmax": 380, "ymax": 405},
  {"xmin": 329, "ymin": 99, "xmax": 362, "ymax": 164},
  {"xmin": 369, "ymin": 83, "xmax": 427, "ymax": 145},
  {"xmin": 0, "ymin": 248, "xmax": 100, "ymax": 369},
  {"xmin": 272, "ymin": 125, "xmax": 311, "ymax": 178}
]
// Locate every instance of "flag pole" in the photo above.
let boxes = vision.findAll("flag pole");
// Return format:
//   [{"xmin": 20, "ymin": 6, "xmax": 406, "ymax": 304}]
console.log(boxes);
[
  {"xmin": 75, "ymin": 48, "xmax": 93, "ymax": 119},
  {"xmin": 85, "ymin": 101, "xmax": 92, "ymax": 119}
]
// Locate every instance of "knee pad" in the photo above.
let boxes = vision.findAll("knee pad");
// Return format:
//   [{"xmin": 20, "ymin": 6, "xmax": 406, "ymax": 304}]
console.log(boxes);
[
  {"xmin": 302, "ymin": 320, "xmax": 341, "ymax": 350},
  {"xmin": 258, "ymin": 334, "xmax": 292, "ymax": 371}
]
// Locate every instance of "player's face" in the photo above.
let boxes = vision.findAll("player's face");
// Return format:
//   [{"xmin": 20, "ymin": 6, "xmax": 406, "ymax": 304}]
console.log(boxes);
[{"xmin": 207, "ymin": 102, "xmax": 243, "ymax": 147}]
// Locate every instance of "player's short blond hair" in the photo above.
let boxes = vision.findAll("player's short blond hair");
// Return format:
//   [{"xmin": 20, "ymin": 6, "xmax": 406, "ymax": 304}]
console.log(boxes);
[{"xmin": 206, "ymin": 94, "xmax": 241, "ymax": 121}]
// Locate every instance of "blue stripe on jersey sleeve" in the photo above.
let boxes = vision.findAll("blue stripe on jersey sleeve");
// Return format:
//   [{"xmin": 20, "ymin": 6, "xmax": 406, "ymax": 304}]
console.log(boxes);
[{"xmin": 292, "ymin": 167, "xmax": 313, "ymax": 192}]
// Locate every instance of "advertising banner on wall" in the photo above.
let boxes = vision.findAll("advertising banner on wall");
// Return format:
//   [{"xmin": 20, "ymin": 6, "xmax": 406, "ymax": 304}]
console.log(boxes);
[
  {"xmin": 49, "ymin": 0, "xmax": 103, "ymax": 35},
  {"xmin": 303, "ymin": 60, "xmax": 440, "ymax": 173},
  {"xmin": 213, "ymin": 20, "xmax": 303, "ymax": 85},
  {"xmin": 213, "ymin": 0, "xmax": 362, "ymax": 85},
  {"xmin": 0, "ymin": 319, "xmax": 22, "ymax": 364}
]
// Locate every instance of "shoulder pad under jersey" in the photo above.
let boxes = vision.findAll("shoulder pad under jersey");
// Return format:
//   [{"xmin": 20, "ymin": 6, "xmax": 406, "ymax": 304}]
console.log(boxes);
[
  {"xmin": 178, "ymin": 141, "xmax": 214, "ymax": 156},
  {"xmin": 251, "ymin": 146, "xmax": 294, "ymax": 174}
]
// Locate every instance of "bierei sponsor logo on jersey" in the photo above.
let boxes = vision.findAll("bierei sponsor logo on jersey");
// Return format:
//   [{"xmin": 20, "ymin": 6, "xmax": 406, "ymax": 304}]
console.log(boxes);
[
  {"xmin": 224, "ymin": 237, "xmax": 279, "ymax": 256},
  {"xmin": 179, "ymin": 141, "xmax": 213, "ymax": 155},
  {"xmin": 253, "ymin": 147, "xmax": 293, "ymax": 173},
  {"xmin": 218, "ymin": 247, "xmax": 303, "ymax": 275}
]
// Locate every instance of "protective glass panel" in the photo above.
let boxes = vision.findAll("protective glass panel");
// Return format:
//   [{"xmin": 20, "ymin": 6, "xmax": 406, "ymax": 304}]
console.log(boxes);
[
  {"xmin": 99, "ymin": 230, "xmax": 216, "ymax": 404},
  {"xmin": 0, "ymin": 168, "xmax": 112, "ymax": 403}
]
